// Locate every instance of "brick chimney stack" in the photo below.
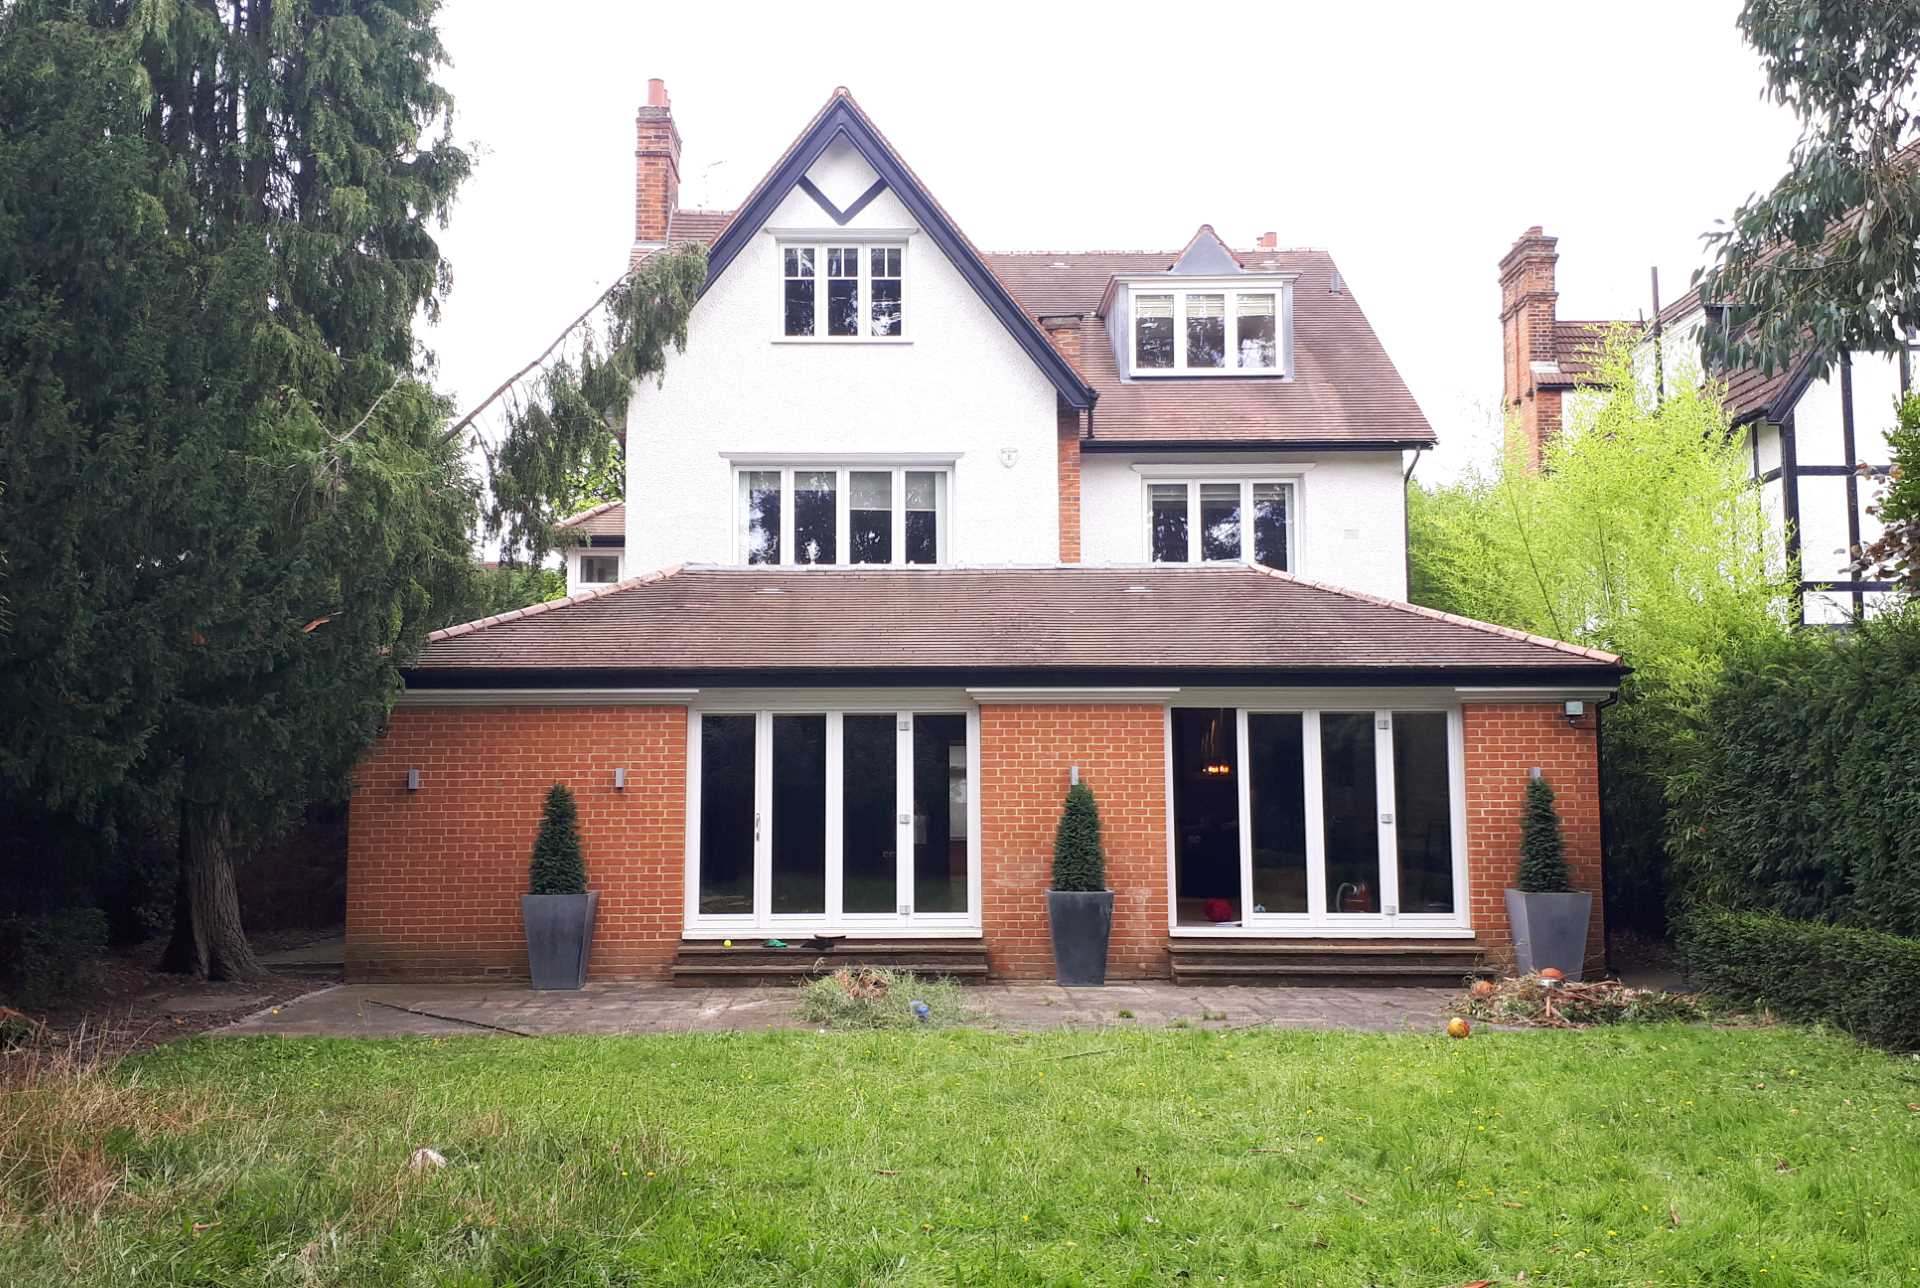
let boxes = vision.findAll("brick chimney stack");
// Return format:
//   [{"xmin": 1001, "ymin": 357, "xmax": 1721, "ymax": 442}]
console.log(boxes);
[
  {"xmin": 1498, "ymin": 227, "xmax": 1562, "ymax": 469},
  {"xmin": 1256, "ymin": 231, "xmax": 1278, "ymax": 250},
  {"xmin": 634, "ymin": 78, "xmax": 680, "ymax": 248}
]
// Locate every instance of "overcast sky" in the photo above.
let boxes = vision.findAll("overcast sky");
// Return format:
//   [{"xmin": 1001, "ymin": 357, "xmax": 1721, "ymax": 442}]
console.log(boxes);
[{"xmin": 423, "ymin": 0, "xmax": 1805, "ymax": 482}]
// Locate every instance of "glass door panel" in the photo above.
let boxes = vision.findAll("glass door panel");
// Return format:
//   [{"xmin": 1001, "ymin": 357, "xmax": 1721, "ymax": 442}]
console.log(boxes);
[
  {"xmin": 1319, "ymin": 713, "xmax": 1381, "ymax": 914},
  {"xmin": 1247, "ymin": 714, "xmax": 1308, "ymax": 915},
  {"xmin": 911, "ymin": 714, "xmax": 968, "ymax": 913},
  {"xmin": 842, "ymin": 713, "xmax": 899, "ymax": 914},
  {"xmin": 770, "ymin": 715, "xmax": 827, "ymax": 915},
  {"xmin": 1392, "ymin": 711, "xmax": 1455, "ymax": 915},
  {"xmin": 1171, "ymin": 707, "xmax": 1241, "ymax": 925},
  {"xmin": 698, "ymin": 715, "xmax": 756, "ymax": 915}
]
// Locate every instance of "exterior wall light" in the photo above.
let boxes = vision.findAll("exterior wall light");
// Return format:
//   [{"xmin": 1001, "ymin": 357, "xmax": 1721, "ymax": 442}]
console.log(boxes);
[
  {"xmin": 614, "ymin": 767, "xmax": 627, "ymax": 790},
  {"xmin": 406, "ymin": 768, "xmax": 421, "ymax": 792},
  {"xmin": 1564, "ymin": 700, "xmax": 1586, "ymax": 725},
  {"xmin": 1069, "ymin": 765, "xmax": 1080, "ymax": 786}
]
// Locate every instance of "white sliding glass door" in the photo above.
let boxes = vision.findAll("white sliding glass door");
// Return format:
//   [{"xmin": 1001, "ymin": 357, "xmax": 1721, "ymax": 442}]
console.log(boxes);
[
  {"xmin": 688, "ymin": 708, "xmax": 979, "ymax": 934},
  {"xmin": 1172, "ymin": 706, "xmax": 1467, "ymax": 933}
]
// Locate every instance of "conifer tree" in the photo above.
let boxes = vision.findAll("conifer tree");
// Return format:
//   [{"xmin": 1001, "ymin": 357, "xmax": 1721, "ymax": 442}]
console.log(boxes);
[
  {"xmin": 1051, "ymin": 783, "xmax": 1107, "ymax": 893},
  {"xmin": 1517, "ymin": 776, "xmax": 1571, "ymax": 894},
  {"xmin": 528, "ymin": 785, "xmax": 588, "ymax": 896}
]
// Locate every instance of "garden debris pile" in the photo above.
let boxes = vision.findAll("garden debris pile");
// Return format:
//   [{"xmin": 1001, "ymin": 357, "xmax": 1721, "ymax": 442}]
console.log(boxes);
[{"xmin": 1453, "ymin": 974, "xmax": 1712, "ymax": 1029}]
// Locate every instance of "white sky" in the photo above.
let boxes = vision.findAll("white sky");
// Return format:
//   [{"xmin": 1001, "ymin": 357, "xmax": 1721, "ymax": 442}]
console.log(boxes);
[{"xmin": 424, "ymin": 0, "xmax": 1804, "ymax": 482}]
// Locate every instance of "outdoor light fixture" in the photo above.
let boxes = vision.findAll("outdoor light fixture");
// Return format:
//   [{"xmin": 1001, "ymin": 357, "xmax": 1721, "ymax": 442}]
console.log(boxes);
[
  {"xmin": 1069, "ymin": 765, "xmax": 1080, "ymax": 786},
  {"xmin": 406, "ymin": 768, "xmax": 421, "ymax": 792},
  {"xmin": 1564, "ymin": 700, "xmax": 1586, "ymax": 725},
  {"xmin": 614, "ymin": 767, "xmax": 627, "ymax": 790}
]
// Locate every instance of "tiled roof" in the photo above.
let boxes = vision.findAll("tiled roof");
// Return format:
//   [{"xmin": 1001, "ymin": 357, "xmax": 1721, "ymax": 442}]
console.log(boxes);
[
  {"xmin": 984, "ymin": 249, "xmax": 1435, "ymax": 448},
  {"xmin": 555, "ymin": 500, "xmax": 624, "ymax": 542},
  {"xmin": 668, "ymin": 208, "xmax": 732, "ymax": 246},
  {"xmin": 408, "ymin": 564, "xmax": 1621, "ymax": 680}
]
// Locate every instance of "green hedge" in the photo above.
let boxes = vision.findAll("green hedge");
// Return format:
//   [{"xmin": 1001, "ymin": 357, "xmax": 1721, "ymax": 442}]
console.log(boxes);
[
  {"xmin": 1677, "ymin": 910, "xmax": 1920, "ymax": 1051},
  {"xmin": 1668, "ymin": 605, "xmax": 1920, "ymax": 936}
]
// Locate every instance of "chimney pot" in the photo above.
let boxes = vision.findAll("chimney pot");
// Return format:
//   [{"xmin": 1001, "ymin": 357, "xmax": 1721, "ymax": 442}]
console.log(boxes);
[
  {"xmin": 647, "ymin": 78, "xmax": 669, "ymax": 108},
  {"xmin": 1257, "ymin": 231, "xmax": 1278, "ymax": 249}
]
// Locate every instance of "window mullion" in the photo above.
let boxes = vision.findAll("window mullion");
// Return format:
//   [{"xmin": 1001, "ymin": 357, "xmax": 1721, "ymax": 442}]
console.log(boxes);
[
  {"xmin": 1241, "ymin": 480, "xmax": 1253, "ymax": 561},
  {"xmin": 1226, "ymin": 291, "xmax": 1239, "ymax": 372},
  {"xmin": 835, "ymin": 468, "xmax": 850, "ymax": 567},
  {"xmin": 892, "ymin": 468, "xmax": 905, "ymax": 566},
  {"xmin": 1375, "ymin": 712, "xmax": 1400, "ymax": 920},
  {"xmin": 1303, "ymin": 711, "xmax": 1328, "ymax": 925},
  {"xmin": 896, "ymin": 713, "xmax": 913, "ymax": 920},
  {"xmin": 1235, "ymin": 709, "xmax": 1254, "ymax": 922},
  {"xmin": 1173, "ymin": 292, "xmax": 1186, "ymax": 371},
  {"xmin": 779, "ymin": 467, "xmax": 795, "ymax": 566},
  {"xmin": 1187, "ymin": 481, "xmax": 1200, "ymax": 563},
  {"xmin": 813, "ymin": 245, "xmax": 825, "ymax": 337}
]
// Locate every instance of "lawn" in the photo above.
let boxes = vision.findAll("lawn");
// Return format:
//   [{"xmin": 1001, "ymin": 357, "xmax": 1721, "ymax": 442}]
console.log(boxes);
[{"xmin": 5, "ymin": 1024, "xmax": 1919, "ymax": 1285}]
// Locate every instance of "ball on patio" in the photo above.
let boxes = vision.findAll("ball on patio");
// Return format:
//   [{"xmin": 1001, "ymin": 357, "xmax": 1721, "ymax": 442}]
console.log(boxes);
[
  {"xmin": 1447, "ymin": 1016, "xmax": 1472, "ymax": 1039},
  {"xmin": 722, "ymin": 939, "xmax": 732, "ymax": 948}
]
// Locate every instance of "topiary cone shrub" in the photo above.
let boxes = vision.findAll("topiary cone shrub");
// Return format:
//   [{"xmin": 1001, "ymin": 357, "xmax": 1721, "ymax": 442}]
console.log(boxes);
[
  {"xmin": 1516, "ymin": 775, "xmax": 1571, "ymax": 893},
  {"xmin": 529, "ymin": 784, "xmax": 588, "ymax": 895},
  {"xmin": 1051, "ymin": 782, "xmax": 1107, "ymax": 892}
]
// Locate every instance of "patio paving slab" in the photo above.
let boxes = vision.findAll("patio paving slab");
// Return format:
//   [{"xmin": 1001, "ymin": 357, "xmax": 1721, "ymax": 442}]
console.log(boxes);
[{"xmin": 217, "ymin": 981, "xmax": 1457, "ymax": 1038}]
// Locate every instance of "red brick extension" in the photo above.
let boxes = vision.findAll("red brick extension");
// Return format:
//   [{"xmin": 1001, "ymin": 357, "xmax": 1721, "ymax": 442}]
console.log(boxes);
[
  {"xmin": 978, "ymin": 704, "xmax": 1168, "ymax": 979},
  {"xmin": 347, "ymin": 702, "xmax": 1601, "ymax": 981},
  {"xmin": 1463, "ymin": 703, "xmax": 1606, "ymax": 969},
  {"xmin": 347, "ymin": 706, "xmax": 686, "ymax": 980}
]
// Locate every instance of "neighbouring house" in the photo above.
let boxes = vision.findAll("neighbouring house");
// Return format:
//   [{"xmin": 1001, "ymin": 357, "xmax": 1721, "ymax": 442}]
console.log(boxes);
[
  {"xmin": 1500, "ymin": 226, "xmax": 1917, "ymax": 625},
  {"xmin": 345, "ymin": 83, "xmax": 1623, "ymax": 986},
  {"xmin": 558, "ymin": 500, "xmax": 625, "ymax": 593}
]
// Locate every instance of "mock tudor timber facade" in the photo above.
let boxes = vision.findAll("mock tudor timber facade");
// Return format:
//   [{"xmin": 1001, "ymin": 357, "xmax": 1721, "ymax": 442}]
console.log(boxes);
[{"xmin": 348, "ymin": 84, "xmax": 1622, "ymax": 984}]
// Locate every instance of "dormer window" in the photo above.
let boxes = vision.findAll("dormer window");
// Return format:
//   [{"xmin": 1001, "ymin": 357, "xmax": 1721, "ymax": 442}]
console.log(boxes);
[
  {"xmin": 1126, "ymin": 283, "xmax": 1288, "ymax": 376},
  {"xmin": 781, "ymin": 241, "xmax": 907, "ymax": 339}
]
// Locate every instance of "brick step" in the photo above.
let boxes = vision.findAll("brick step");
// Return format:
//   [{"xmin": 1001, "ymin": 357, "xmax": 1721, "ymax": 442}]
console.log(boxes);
[
  {"xmin": 671, "ymin": 939, "xmax": 990, "ymax": 987},
  {"xmin": 1168, "ymin": 939, "xmax": 1490, "ymax": 987},
  {"xmin": 1171, "ymin": 960, "xmax": 1490, "ymax": 987}
]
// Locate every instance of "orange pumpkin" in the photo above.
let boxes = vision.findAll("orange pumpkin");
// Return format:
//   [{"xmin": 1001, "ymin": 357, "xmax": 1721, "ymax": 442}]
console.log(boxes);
[
  {"xmin": 1469, "ymin": 979, "xmax": 1496, "ymax": 1000},
  {"xmin": 1540, "ymin": 967, "xmax": 1566, "ymax": 982},
  {"xmin": 1447, "ymin": 1017, "xmax": 1472, "ymax": 1039}
]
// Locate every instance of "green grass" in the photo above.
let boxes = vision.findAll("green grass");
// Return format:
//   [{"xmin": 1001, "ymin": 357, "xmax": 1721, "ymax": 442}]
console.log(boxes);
[{"xmin": 6, "ymin": 1025, "xmax": 1920, "ymax": 1285}]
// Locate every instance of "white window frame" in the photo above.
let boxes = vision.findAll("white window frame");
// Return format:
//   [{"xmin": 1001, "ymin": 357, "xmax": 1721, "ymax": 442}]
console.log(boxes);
[
  {"xmin": 684, "ymin": 701, "xmax": 982, "ymax": 936},
  {"xmin": 575, "ymin": 552, "xmax": 622, "ymax": 585},
  {"xmin": 732, "ymin": 463, "xmax": 952, "ymax": 567},
  {"xmin": 773, "ymin": 234, "xmax": 911, "ymax": 343},
  {"xmin": 1141, "ymin": 478, "xmax": 1298, "ymax": 568},
  {"xmin": 1125, "ymin": 278, "xmax": 1294, "ymax": 377},
  {"xmin": 1163, "ymin": 702, "xmax": 1470, "ymax": 938}
]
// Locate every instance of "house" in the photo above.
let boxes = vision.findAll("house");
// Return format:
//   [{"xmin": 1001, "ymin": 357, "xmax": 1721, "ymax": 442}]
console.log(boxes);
[
  {"xmin": 1500, "ymin": 227, "xmax": 1916, "ymax": 625},
  {"xmin": 344, "ymin": 84, "xmax": 1623, "ymax": 986},
  {"xmin": 558, "ymin": 500, "xmax": 625, "ymax": 592}
]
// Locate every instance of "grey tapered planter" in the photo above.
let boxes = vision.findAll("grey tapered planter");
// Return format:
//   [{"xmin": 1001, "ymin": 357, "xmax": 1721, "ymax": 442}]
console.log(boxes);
[
  {"xmin": 1047, "ymin": 890, "xmax": 1114, "ymax": 987},
  {"xmin": 1504, "ymin": 889, "xmax": 1592, "ymax": 980},
  {"xmin": 522, "ymin": 891, "xmax": 599, "ymax": 990}
]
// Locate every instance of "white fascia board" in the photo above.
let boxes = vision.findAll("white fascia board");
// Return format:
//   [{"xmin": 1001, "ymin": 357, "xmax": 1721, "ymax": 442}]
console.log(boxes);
[{"xmin": 395, "ymin": 688, "xmax": 699, "ymax": 707}]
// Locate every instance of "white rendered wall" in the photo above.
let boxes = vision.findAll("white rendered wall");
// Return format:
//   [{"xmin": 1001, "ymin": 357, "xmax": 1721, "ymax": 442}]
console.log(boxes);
[
  {"xmin": 1077, "ymin": 450, "xmax": 1409, "ymax": 599},
  {"xmin": 623, "ymin": 137, "xmax": 1061, "ymax": 569}
]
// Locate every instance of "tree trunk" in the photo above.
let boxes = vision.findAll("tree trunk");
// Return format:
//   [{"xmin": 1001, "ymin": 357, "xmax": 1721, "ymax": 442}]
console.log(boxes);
[{"xmin": 161, "ymin": 798, "xmax": 270, "ymax": 982}]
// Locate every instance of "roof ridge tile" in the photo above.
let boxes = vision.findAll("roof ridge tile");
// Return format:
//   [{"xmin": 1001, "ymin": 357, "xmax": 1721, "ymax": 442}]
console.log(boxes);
[
  {"xmin": 423, "ymin": 563, "xmax": 685, "ymax": 643},
  {"xmin": 1245, "ymin": 563, "xmax": 1621, "ymax": 664}
]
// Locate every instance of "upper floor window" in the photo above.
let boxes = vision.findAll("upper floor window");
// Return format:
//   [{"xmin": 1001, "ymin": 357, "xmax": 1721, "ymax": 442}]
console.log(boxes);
[
  {"xmin": 1147, "ymin": 479, "xmax": 1294, "ymax": 568},
  {"xmin": 738, "ymin": 464, "xmax": 947, "ymax": 565},
  {"xmin": 1132, "ymin": 287, "xmax": 1282, "ymax": 376},
  {"xmin": 782, "ymin": 243, "xmax": 906, "ymax": 339},
  {"xmin": 578, "ymin": 554, "xmax": 621, "ymax": 584}
]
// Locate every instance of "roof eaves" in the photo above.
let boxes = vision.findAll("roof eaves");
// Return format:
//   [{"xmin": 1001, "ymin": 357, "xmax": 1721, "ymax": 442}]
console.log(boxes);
[
  {"xmin": 425, "ymin": 563, "xmax": 685, "ymax": 643},
  {"xmin": 1244, "ymin": 564, "xmax": 1624, "ymax": 667}
]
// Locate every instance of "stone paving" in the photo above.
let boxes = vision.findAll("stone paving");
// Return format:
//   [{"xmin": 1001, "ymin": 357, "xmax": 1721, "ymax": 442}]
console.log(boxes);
[{"xmin": 217, "ymin": 980, "xmax": 1456, "ymax": 1038}]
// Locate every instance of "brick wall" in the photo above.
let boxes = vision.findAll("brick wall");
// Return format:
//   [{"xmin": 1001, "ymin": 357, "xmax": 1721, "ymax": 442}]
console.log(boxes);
[
  {"xmin": 633, "ymin": 79, "xmax": 679, "ymax": 244},
  {"xmin": 1042, "ymin": 319, "xmax": 1084, "ymax": 564},
  {"xmin": 347, "ymin": 705, "xmax": 687, "ymax": 981},
  {"xmin": 978, "ymin": 704, "xmax": 1168, "ymax": 979},
  {"xmin": 1497, "ymin": 227, "xmax": 1560, "ymax": 470},
  {"xmin": 1462, "ymin": 702, "xmax": 1604, "ymax": 972}
]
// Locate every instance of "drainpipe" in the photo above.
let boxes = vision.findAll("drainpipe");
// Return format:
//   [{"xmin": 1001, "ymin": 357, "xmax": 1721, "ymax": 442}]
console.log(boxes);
[
  {"xmin": 1593, "ymin": 689, "xmax": 1621, "ymax": 980},
  {"xmin": 1402, "ymin": 447, "xmax": 1425, "ymax": 598}
]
